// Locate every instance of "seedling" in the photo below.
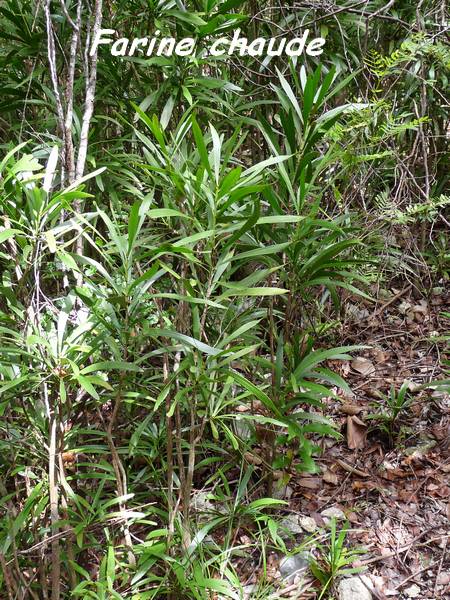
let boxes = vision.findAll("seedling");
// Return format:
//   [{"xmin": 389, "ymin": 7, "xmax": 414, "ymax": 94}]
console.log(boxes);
[
  {"xmin": 367, "ymin": 381, "xmax": 412, "ymax": 446},
  {"xmin": 310, "ymin": 520, "xmax": 365, "ymax": 599}
]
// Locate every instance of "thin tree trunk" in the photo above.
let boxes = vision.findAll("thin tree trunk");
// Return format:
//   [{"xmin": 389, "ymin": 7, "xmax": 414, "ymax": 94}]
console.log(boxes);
[{"xmin": 48, "ymin": 416, "xmax": 60, "ymax": 600}]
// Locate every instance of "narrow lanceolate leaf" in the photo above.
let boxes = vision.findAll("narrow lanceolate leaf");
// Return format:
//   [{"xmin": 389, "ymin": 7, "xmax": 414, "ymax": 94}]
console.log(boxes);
[
  {"xmin": 218, "ymin": 319, "xmax": 261, "ymax": 348},
  {"xmin": 248, "ymin": 498, "xmax": 288, "ymax": 510},
  {"xmin": 225, "ymin": 242, "xmax": 290, "ymax": 262},
  {"xmin": 276, "ymin": 67, "xmax": 303, "ymax": 122},
  {"xmin": 0, "ymin": 229, "xmax": 21, "ymax": 244},
  {"xmin": 147, "ymin": 208, "xmax": 191, "ymax": 219},
  {"xmin": 65, "ymin": 167, "xmax": 106, "ymax": 191},
  {"xmin": 45, "ymin": 230, "xmax": 57, "ymax": 253},
  {"xmin": 148, "ymin": 328, "xmax": 222, "ymax": 356},
  {"xmin": 148, "ymin": 293, "xmax": 226, "ymax": 309},
  {"xmin": 241, "ymin": 154, "xmax": 291, "ymax": 180},
  {"xmin": 192, "ymin": 115, "xmax": 212, "ymax": 178},
  {"xmin": 256, "ymin": 215, "xmax": 304, "ymax": 225},
  {"xmin": 293, "ymin": 345, "xmax": 366, "ymax": 379},
  {"xmin": 76, "ymin": 375, "xmax": 100, "ymax": 400},
  {"xmin": 210, "ymin": 123, "xmax": 221, "ymax": 184},
  {"xmin": 230, "ymin": 372, "xmax": 281, "ymax": 417},
  {"xmin": 0, "ymin": 376, "xmax": 28, "ymax": 396},
  {"xmin": 218, "ymin": 286, "xmax": 289, "ymax": 299},
  {"xmin": 80, "ymin": 361, "xmax": 141, "ymax": 375}
]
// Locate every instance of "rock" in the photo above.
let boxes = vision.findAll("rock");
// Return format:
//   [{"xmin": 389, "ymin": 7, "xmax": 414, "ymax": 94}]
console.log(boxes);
[
  {"xmin": 280, "ymin": 513, "xmax": 303, "ymax": 536},
  {"xmin": 405, "ymin": 439, "xmax": 436, "ymax": 457},
  {"xmin": 346, "ymin": 304, "xmax": 370, "ymax": 322},
  {"xmin": 279, "ymin": 553, "xmax": 309, "ymax": 582},
  {"xmin": 404, "ymin": 584, "xmax": 421, "ymax": 598},
  {"xmin": 436, "ymin": 572, "xmax": 450, "ymax": 586},
  {"xmin": 337, "ymin": 577, "xmax": 372, "ymax": 600},
  {"xmin": 191, "ymin": 490, "xmax": 214, "ymax": 513},
  {"xmin": 242, "ymin": 584, "xmax": 258, "ymax": 599},
  {"xmin": 191, "ymin": 491, "xmax": 228, "ymax": 517},
  {"xmin": 405, "ymin": 379, "xmax": 421, "ymax": 392},
  {"xmin": 234, "ymin": 419, "xmax": 253, "ymax": 441},
  {"xmin": 321, "ymin": 506, "xmax": 346, "ymax": 521},
  {"xmin": 272, "ymin": 484, "xmax": 293, "ymax": 500},
  {"xmin": 299, "ymin": 516, "xmax": 317, "ymax": 533}
]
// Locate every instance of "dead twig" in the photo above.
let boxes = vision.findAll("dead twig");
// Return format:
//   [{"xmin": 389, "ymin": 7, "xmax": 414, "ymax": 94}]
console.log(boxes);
[
  {"xmin": 433, "ymin": 537, "xmax": 448, "ymax": 596},
  {"xmin": 358, "ymin": 533, "xmax": 450, "ymax": 566},
  {"xmin": 370, "ymin": 285, "xmax": 413, "ymax": 320}
]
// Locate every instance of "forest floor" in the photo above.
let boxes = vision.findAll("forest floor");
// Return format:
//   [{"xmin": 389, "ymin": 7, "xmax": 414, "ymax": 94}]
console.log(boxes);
[{"xmin": 210, "ymin": 285, "xmax": 450, "ymax": 600}]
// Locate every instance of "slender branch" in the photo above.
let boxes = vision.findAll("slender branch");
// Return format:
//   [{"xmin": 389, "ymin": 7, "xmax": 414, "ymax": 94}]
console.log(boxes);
[
  {"xmin": 64, "ymin": 0, "xmax": 82, "ymax": 185},
  {"xmin": 75, "ymin": 0, "xmax": 103, "ymax": 181},
  {"xmin": 59, "ymin": 0, "xmax": 79, "ymax": 31},
  {"xmin": 44, "ymin": 0, "xmax": 67, "ymax": 184},
  {"xmin": 48, "ymin": 415, "xmax": 60, "ymax": 600}
]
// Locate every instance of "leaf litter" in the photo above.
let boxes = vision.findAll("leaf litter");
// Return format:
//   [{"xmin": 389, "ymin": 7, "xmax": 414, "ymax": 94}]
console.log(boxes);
[{"xmin": 224, "ymin": 285, "xmax": 449, "ymax": 599}]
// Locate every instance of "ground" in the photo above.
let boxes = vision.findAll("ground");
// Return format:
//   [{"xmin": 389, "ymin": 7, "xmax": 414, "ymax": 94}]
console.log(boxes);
[{"xmin": 208, "ymin": 284, "xmax": 450, "ymax": 599}]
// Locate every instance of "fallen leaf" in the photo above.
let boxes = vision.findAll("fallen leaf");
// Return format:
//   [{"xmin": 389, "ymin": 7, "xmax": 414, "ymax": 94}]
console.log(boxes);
[
  {"xmin": 352, "ymin": 356, "xmax": 376, "ymax": 376},
  {"xmin": 399, "ymin": 300, "xmax": 412, "ymax": 314},
  {"xmin": 297, "ymin": 477, "xmax": 321, "ymax": 489},
  {"xmin": 347, "ymin": 512, "xmax": 360, "ymax": 524},
  {"xmin": 352, "ymin": 480, "xmax": 379, "ymax": 491},
  {"xmin": 347, "ymin": 415, "xmax": 367, "ymax": 449},
  {"xmin": 372, "ymin": 347, "xmax": 388, "ymax": 363},
  {"xmin": 340, "ymin": 403, "xmax": 363, "ymax": 415},
  {"xmin": 412, "ymin": 300, "xmax": 428, "ymax": 314},
  {"xmin": 323, "ymin": 470, "xmax": 339, "ymax": 485},
  {"xmin": 244, "ymin": 451, "xmax": 262, "ymax": 465}
]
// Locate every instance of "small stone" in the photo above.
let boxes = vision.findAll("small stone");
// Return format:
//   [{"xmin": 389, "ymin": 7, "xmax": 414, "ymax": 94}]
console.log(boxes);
[
  {"xmin": 280, "ymin": 513, "xmax": 303, "ymax": 536},
  {"xmin": 404, "ymin": 584, "xmax": 421, "ymax": 598},
  {"xmin": 190, "ymin": 491, "xmax": 226, "ymax": 516},
  {"xmin": 299, "ymin": 516, "xmax": 317, "ymax": 533},
  {"xmin": 272, "ymin": 484, "xmax": 293, "ymax": 500},
  {"xmin": 279, "ymin": 553, "xmax": 309, "ymax": 582},
  {"xmin": 234, "ymin": 419, "xmax": 253, "ymax": 440},
  {"xmin": 405, "ymin": 380, "xmax": 421, "ymax": 392},
  {"xmin": 191, "ymin": 491, "xmax": 214, "ymax": 512},
  {"xmin": 242, "ymin": 584, "xmax": 258, "ymax": 599},
  {"xmin": 337, "ymin": 577, "xmax": 372, "ymax": 600},
  {"xmin": 436, "ymin": 572, "xmax": 450, "ymax": 585},
  {"xmin": 404, "ymin": 439, "xmax": 436, "ymax": 457},
  {"xmin": 321, "ymin": 506, "xmax": 346, "ymax": 521}
]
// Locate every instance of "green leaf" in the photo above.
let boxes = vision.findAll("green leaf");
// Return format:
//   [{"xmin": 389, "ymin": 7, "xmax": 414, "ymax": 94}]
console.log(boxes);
[
  {"xmin": 247, "ymin": 498, "xmax": 288, "ymax": 510},
  {"xmin": 0, "ymin": 376, "xmax": 28, "ymax": 396},
  {"xmin": 148, "ymin": 328, "xmax": 221, "ymax": 356},
  {"xmin": 76, "ymin": 375, "xmax": 100, "ymax": 400},
  {"xmin": 231, "ymin": 372, "xmax": 281, "ymax": 417},
  {"xmin": 218, "ymin": 286, "xmax": 288, "ymax": 298},
  {"xmin": 294, "ymin": 346, "xmax": 364, "ymax": 380},
  {"xmin": 192, "ymin": 115, "xmax": 212, "ymax": 178},
  {"xmin": 226, "ymin": 242, "xmax": 290, "ymax": 262},
  {"xmin": 147, "ymin": 208, "xmax": 190, "ymax": 219},
  {"xmin": 0, "ymin": 229, "xmax": 21, "ymax": 244},
  {"xmin": 80, "ymin": 361, "xmax": 141, "ymax": 375},
  {"xmin": 106, "ymin": 545, "xmax": 115, "ymax": 590}
]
